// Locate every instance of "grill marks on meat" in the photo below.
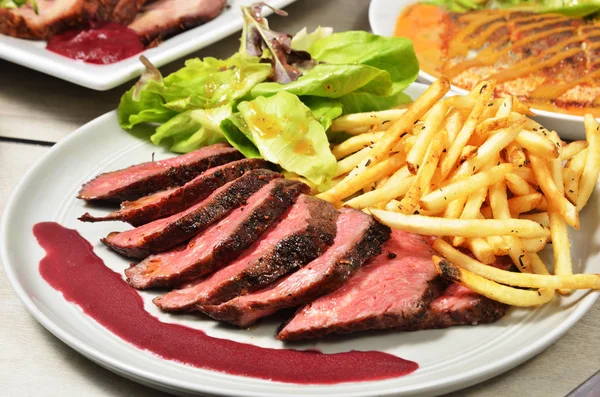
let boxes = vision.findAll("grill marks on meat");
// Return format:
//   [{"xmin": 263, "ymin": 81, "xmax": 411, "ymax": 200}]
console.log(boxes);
[
  {"xmin": 128, "ymin": 0, "xmax": 226, "ymax": 46},
  {"xmin": 0, "ymin": 0, "xmax": 97, "ymax": 40},
  {"xmin": 125, "ymin": 179, "xmax": 309, "ymax": 289},
  {"xmin": 78, "ymin": 144, "xmax": 242, "ymax": 202},
  {"xmin": 79, "ymin": 158, "xmax": 269, "ymax": 226},
  {"xmin": 153, "ymin": 195, "xmax": 338, "ymax": 311},
  {"xmin": 204, "ymin": 208, "xmax": 391, "ymax": 327},
  {"xmin": 277, "ymin": 231, "xmax": 446, "ymax": 341},
  {"xmin": 102, "ymin": 169, "xmax": 281, "ymax": 258}
]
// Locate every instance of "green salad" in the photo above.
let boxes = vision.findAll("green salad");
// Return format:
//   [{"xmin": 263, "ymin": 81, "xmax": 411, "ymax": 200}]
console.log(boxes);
[
  {"xmin": 427, "ymin": 0, "xmax": 600, "ymax": 17},
  {"xmin": 0, "ymin": 0, "xmax": 37, "ymax": 12},
  {"xmin": 118, "ymin": 3, "xmax": 419, "ymax": 189}
]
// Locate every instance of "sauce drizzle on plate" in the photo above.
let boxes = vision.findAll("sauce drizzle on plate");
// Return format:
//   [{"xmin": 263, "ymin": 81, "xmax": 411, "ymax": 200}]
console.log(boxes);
[{"xmin": 33, "ymin": 222, "xmax": 418, "ymax": 384}]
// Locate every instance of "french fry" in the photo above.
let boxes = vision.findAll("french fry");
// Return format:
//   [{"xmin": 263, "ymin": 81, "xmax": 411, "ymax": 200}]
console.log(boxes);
[
  {"xmin": 346, "ymin": 126, "xmax": 370, "ymax": 135},
  {"xmin": 548, "ymin": 131, "xmax": 573, "ymax": 294},
  {"xmin": 440, "ymin": 81, "xmax": 495, "ymax": 178},
  {"xmin": 512, "ymin": 166, "xmax": 537, "ymax": 186},
  {"xmin": 508, "ymin": 193, "xmax": 543, "ymax": 217},
  {"xmin": 516, "ymin": 130, "xmax": 559, "ymax": 159},
  {"xmin": 487, "ymin": 236, "xmax": 511, "ymax": 256},
  {"xmin": 495, "ymin": 95, "xmax": 513, "ymax": 118},
  {"xmin": 330, "ymin": 109, "xmax": 408, "ymax": 133},
  {"xmin": 489, "ymin": 181, "xmax": 532, "ymax": 272},
  {"xmin": 319, "ymin": 153, "xmax": 405, "ymax": 202},
  {"xmin": 465, "ymin": 237, "xmax": 496, "ymax": 264},
  {"xmin": 505, "ymin": 173, "xmax": 537, "ymax": 196},
  {"xmin": 334, "ymin": 146, "xmax": 371, "ymax": 177},
  {"xmin": 370, "ymin": 209, "xmax": 551, "ymax": 238},
  {"xmin": 577, "ymin": 114, "xmax": 600, "ymax": 210},
  {"xmin": 406, "ymin": 101, "xmax": 449, "ymax": 174},
  {"xmin": 433, "ymin": 241, "xmax": 599, "ymax": 290},
  {"xmin": 455, "ymin": 116, "xmax": 526, "ymax": 177},
  {"xmin": 398, "ymin": 132, "xmax": 445, "ymax": 214},
  {"xmin": 444, "ymin": 108, "xmax": 463, "ymax": 144},
  {"xmin": 564, "ymin": 148, "xmax": 588, "ymax": 204},
  {"xmin": 521, "ymin": 237, "xmax": 549, "ymax": 253},
  {"xmin": 345, "ymin": 174, "xmax": 416, "ymax": 209},
  {"xmin": 420, "ymin": 163, "xmax": 513, "ymax": 212},
  {"xmin": 529, "ymin": 154, "xmax": 579, "ymax": 229},
  {"xmin": 505, "ymin": 141, "xmax": 527, "ymax": 168},
  {"xmin": 433, "ymin": 256, "xmax": 554, "ymax": 306},
  {"xmin": 520, "ymin": 212, "xmax": 550, "ymax": 227},
  {"xmin": 358, "ymin": 78, "xmax": 450, "ymax": 173},
  {"xmin": 561, "ymin": 140, "xmax": 588, "ymax": 160},
  {"xmin": 459, "ymin": 145, "xmax": 478, "ymax": 163},
  {"xmin": 332, "ymin": 132, "xmax": 383, "ymax": 160}
]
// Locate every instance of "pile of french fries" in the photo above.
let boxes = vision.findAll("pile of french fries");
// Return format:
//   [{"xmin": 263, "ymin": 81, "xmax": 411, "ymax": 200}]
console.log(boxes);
[{"xmin": 318, "ymin": 77, "xmax": 600, "ymax": 307}]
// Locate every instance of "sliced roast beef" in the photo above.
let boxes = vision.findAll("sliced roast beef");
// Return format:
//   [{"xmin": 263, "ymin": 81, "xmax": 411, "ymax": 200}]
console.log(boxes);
[
  {"xmin": 79, "ymin": 158, "xmax": 269, "ymax": 226},
  {"xmin": 97, "ymin": 0, "xmax": 146, "ymax": 24},
  {"xmin": 411, "ymin": 283, "xmax": 508, "ymax": 330},
  {"xmin": 125, "ymin": 179, "xmax": 309, "ymax": 289},
  {"xmin": 204, "ymin": 208, "xmax": 391, "ymax": 327},
  {"xmin": 153, "ymin": 195, "xmax": 338, "ymax": 311},
  {"xmin": 0, "ymin": 0, "xmax": 98, "ymax": 39},
  {"xmin": 78, "ymin": 143, "xmax": 242, "ymax": 202},
  {"xmin": 277, "ymin": 230, "xmax": 445, "ymax": 341},
  {"xmin": 128, "ymin": 0, "xmax": 226, "ymax": 46},
  {"xmin": 102, "ymin": 169, "xmax": 280, "ymax": 258}
]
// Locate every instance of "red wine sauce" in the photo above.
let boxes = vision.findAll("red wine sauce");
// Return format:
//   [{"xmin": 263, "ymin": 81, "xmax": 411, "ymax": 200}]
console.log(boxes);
[{"xmin": 34, "ymin": 222, "xmax": 418, "ymax": 384}]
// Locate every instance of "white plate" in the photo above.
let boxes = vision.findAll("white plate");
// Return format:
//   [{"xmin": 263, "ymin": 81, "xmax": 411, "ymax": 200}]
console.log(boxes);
[
  {"xmin": 0, "ymin": 0, "xmax": 297, "ymax": 91},
  {"xmin": 369, "ymin": 0, "xmax": 587, "ymax": 140},
  {"xmin": 2, "ymin": 82, "xmax": 599, "ymax": 397}
]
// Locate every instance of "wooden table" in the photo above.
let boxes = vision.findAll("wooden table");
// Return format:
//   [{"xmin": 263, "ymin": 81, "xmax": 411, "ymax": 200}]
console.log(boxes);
[{"xmin": 1, "ymin": 1, "xmax": 598, "ymax": 395}]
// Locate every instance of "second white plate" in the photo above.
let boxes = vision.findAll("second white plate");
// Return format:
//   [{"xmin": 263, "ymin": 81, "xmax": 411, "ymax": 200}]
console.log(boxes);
[{"xmin": 0, "ymin": 0, "xmax": 297, "ymax": 91}]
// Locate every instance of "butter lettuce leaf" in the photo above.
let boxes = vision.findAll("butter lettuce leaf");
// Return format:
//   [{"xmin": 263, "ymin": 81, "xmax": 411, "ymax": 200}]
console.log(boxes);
[
  {"xmin": 220, "ymin": 113, "xmax": 261, "ymax": 158},
  {"xmin": 236, "ymin": 91, "xmax": 336, "ymax": 186},
  {"xmin": 302, "ymin": 96, "xmax": 344, "ymax": 130},
  {"xmin": 250, "ymin": 63, "xmax": 392, "ymax": 99},
  {"xmin": 154, "ymin": 55, "xmax": 272, "ymax": 111},
  {"xmin": 309, "ymin": 31, "xmax": 419, "ymax": 94},
  {"xmin": 151, "ymin": 104, "xmax": 232, "ymax": 153}
]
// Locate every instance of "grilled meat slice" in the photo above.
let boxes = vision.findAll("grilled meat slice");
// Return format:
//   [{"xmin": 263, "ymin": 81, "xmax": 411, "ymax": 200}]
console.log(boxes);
[
  {"xmin": 204, "ymin": 208, "xmax": 391, "ymax": 327},
  {"xmin": 102, "ymin": 169, "xmax": 281, "ymax": 258},
  {"xmin": 97, "ymin": 0, "xmax": 146, "ymax": 24},
  {"xmin": 412, "ymin": 283, "xmax": 508, "ymax": 330},
  {"xmin": 125, "ymin": 179, "xmax": 309, "ymax": 289},
  {"xmin": 128, "ymin": 0, "xmax": 226, "ymax": 46},
  {"xmin": 78, "ymin": 143, "xmax": 242, "ymax": 203},
  {"xmin": 277, "ymin": 230, "xmax": 445, "ymax": 341},
  {"xmin": 0, "ymin": 0, "xmax": 98, "ymax": 40},
  {"xmin": 153, "ymin": 195, "xmax": 338, "ymax": 310},
  {"xmin": 79, "ymin": 158, "xmax": 269, "ymax": 226}
]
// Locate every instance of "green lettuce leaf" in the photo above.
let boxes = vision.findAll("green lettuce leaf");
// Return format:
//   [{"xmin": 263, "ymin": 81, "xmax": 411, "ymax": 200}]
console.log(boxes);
[
  {"xmin": 118, "ymin": 57, "xmax": 176, "ymax": 129},
  {"xmin": 220, "ymin": 113, "xmax": 262, "ymax": 158},
  {"xmin": 309, "ymin": 31, "xmax": 419, "ymax": 95},
  {"xmin": 291, "ymin": 26, "xmax": 334, "ymax": 52},
  {"xmin": 250, "ymin": 63, "xmax": 392, "ymax": 99},
  {"xmin": 302, "ymin": 96, "xmax": 344, "ymax": 130},
  {"xmin": 151, "ymin": 104, "xmax": 232, "ymax": 153},
  {"xmin": 340, "ymin": 82, "xmax": 413, "ymax": 113},
  {"xmin": 236, "ymin": 91, "xmax": 336, "ymax": 186},
  {"xmin": 154, "ymin": 55, "xmax": 272, "ymax": 112}
]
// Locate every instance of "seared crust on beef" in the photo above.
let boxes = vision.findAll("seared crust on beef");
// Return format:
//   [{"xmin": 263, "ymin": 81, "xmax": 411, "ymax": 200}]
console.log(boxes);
[
  {"xmin": 128, "ymin": 0, "xmax": 226, "ymax": 46},
  {"xmin": 205, "ymin": 209, "xmax": 391, "ymax": 327},
  {"xmin": 79, "ymin": 158, "xmax": 270, "ymax": 226},
  {"xmin": 0, "ymin": 0, "xmax": 98, "ymax": 40},
  {"xmin": 124, "ymin": 179, "xmax": 309, "ymax": 289},
  {"xmin": 102, "ymin": 169, "xmax": 281, "ymax": 258},
  {"xmin": 153, "ymin": 195, "xmax": 338, "ymax": 311},
  {"xmin": 78, "ymin": 144, "xmax": 242, "ymax": 203},
  {"xmin": 277, "ymin": 231, "xmax": 446, "ymax": 341}
]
